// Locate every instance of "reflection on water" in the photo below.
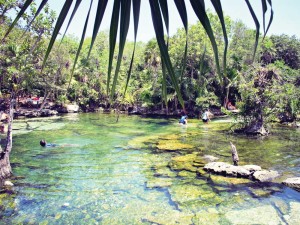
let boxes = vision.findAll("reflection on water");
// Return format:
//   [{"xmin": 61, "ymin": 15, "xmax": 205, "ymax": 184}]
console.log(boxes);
[{"xmin": 0, "ymin": 113, "xmax": 300, "ymax": 224}]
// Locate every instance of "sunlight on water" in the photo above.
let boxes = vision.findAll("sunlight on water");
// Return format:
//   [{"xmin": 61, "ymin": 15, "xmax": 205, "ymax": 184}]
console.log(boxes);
[{"xmin": 0, "ymin": 113, "xmax": 299, "ymax": 224}]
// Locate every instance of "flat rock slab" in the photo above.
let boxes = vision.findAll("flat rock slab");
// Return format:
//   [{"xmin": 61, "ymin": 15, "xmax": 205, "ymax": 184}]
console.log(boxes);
[
  {"xmin": 203, "ymin": 162, "xmax": 251, "ymax": 178},
  {"xmin": 282, "ymin": 177, "xmax": 300, "ymax": 191},
  {"xmin": 225, "ymin": 205, "xmax": 284, "ymax": 224},
  {"xmin": 204, "ymin": 162, "xmax": 279, "ymax": 182},
  {"xmin": 252, "ymin": 170, "xmax": 280, "ymax": 182}
]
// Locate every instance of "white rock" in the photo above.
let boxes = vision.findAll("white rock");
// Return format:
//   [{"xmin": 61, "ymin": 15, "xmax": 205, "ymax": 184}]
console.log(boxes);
[
  {"xmin": 4, "ymin": 180, "xmax": 14, "ymax": 186},
  {"xmin": 282, "ymin": 177, "xmax": 300, "ymax": 191}
]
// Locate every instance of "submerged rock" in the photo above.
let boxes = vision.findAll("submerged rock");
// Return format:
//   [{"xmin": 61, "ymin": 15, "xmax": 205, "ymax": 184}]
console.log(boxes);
[
  {"xmin": 156, "ymin": 140, "xmax": 194, "ymax": 151},
  {"xmin": 168, "ymin": 153, "xmax": 199, "ymax": 172},
  {"xmin": 282, "ymin": 177, "xmax": 300, "ymax": 191},
  {"xmin": 193, "ymin": 208, "xmax": 220, "ymax": 224},
  {"xmin": 203, "ymin": 155, "xmax": 219, "ymax": 162},
  {"xmin": 225, "ymin": 205, "xmax": 284, "ymax": 224},
  {"xmin": 146, "ymin": 178, "xmax": 173, "ymax": 188},
  {"xmin": 285, "ymin": 202, "xmax": 300, "ymax": 224}
]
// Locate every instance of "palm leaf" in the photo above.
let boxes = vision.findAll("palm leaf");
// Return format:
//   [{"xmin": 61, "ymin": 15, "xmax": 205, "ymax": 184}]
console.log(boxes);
[
  {"xmin": 211, "ymin": 0, "xmax": 228, "ymax": 77},
  {"xmin": 61, "ymin": 0, "xmax": 83, "ymax": 43},
  {"xmin": 265, "ymin": 0, "xmax": 273, "ymax": 37},
  {"xmin": 158, "ymin": 0, "xmax": 169, "ymax": 108},
  {"xmin": 111, "ymin": 0, "xmax": 131, "ymax": 99},
  {"xmin": 199, "ymin": 46, "xmax": 207, "ymax": 77},
  {"xmin": 88, "ymin": 0, "xmax": 108, "ymax": 58},
  {"xmin": 42, "ymin": 0, "xmax": 74, "ymax": 68},
  {"xmin": 123, "ymin": 0, "xmax": 141, "ymax": 96},
  {"xmin": 68, "ymin": 0, "xmax": 94, "ymax": 89},
  {"xmin": 149, "ymin": 0, "xmax": 184, "ymax": 109},
  {"xmin": 3, "ymin": 0, "xmax": 34, "ymax": 39},
  {"xmin": 161, "ymin": 58, "xmax": 168, "ymax": 109},
  {"xmin": 190, "ymin": 0, "xmax": 222, "ymax": 83},
  {"xmin": 174, "ymin": 0, "xmax": 188, "ymax": 83},
  {"xmin": 107, "ymin": 0, "xmax": 121, "ymax": 95},
  {"xmin": 262, "ymin": 0, "xmax": 267, "ymax": 35},
  {"xmin": 245, "ymin": 0, "xmax": 260, "ymax": 63},
  {"xmin": 158, "ymin": 0, "xmax": 169, "ymax": 36},
  {"xmin": 25, "ymin": 0, "xmax": 49, "ymax": 32}
]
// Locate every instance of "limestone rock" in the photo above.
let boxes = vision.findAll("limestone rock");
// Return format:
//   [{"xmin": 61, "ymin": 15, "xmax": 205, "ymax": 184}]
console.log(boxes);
[
  {"xmin": 146, "ymin": 178, "xmax": 173, "ymax": 188},
  {"xmin": 252, "ymin": 170, "xmax": 280, "ymax": 182},
  {"xmin": 40, "ymin": 109, "xmax": 58, "ymax": 117},
  {"xmin": 225, "ymin": 205, "xmax": 283, "ymax": 224},
  {"xmin": 203, "ymin": 155, "xmax": 219, "ymax": 162},
  {"xmin": 66, "ymin": 104, "xmax": 79, "ymax": 113},
  {"xmin": 203, "ymin": 162, "xmax": 251, "ymax": 178},
  {"xmin": 4, "ymin": 180, "xmax": 14, "ymax": 186},
  {"xmin": 285, "ymin": 202, "xmax": 300, "ymax": 224},
  {"xmin": 242, "ymin": 165, "xmax": 262, "ymax": 173},
  {"xmin": 282, "ymin": 177, "xmax": 300, "ymax": 191}
]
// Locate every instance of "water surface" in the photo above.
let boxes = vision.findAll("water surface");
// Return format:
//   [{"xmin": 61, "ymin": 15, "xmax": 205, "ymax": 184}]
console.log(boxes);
[{"xmin": 0, "ymin": 113, "xmax": 299, "ymax": 224}]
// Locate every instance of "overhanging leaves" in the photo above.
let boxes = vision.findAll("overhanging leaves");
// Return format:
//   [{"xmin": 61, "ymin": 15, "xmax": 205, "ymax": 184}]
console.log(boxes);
[
  {"xmin": 123, "ymin": 0, "xmax": 141, "ymax": 96},
  {"xmin": 110, "ymin": 0, "xmax": 131, "ymax": 99},
  {"xmin": 150, "ymin": 0, "xmax": 185, "ymax": 109},
  {"xmin": 211, "ymin": 0, "xmax": 228, "ymax": 77},
  {"xmin": 174, "ymin": 0, "xmax": 188, "ymax": 83},
  {"xmin": 25, "ymin": 0, "xmax": 49, "ymax": 32},
  {"xmin": 42, "ymin": 0, "xmax": 74, "ymax": 68},
  {"xmin": 190, "ymin": 0, "xmax": 222, "ymax": 82},
  {"xmin": 265, "ymin": 0, "xmax": 273, "ymax": 37},
  {"xmin": 88, "ymin": 0, "xmax": 108, "ymax": 58},
  {"xmin": 61, "ymin": 0, "xmax": 83, "ymax": 43},
  {"xmin": 3, "ymin": 0, "xmax": 34, "ymax": 39},
  {"xmin": 68, "ymin": 0, "xmax": 94, "ymax": 89},
  {"xmin": 245, "ymin": 0, "xmax": 260, "ymax": 63},
  {"xmin": 107, "ymin": 0, "xmax": 121, "ymax": 95}
]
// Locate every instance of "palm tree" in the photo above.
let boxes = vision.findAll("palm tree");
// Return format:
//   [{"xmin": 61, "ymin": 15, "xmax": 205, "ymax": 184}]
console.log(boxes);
[{"xmin": 1, "ymin": 0, "xmax": 274, "ymax": 181}]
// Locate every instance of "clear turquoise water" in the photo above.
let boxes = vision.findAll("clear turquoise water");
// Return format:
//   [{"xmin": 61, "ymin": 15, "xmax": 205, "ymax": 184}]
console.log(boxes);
[{"xmin": 0, "ymin": 113, "xmax": 299, "ymax": 224}]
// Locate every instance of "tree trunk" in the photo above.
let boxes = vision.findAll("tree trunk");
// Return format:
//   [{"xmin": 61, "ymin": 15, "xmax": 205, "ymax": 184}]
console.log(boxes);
[
  {"xmin": 39, "ymin": 90, "xmax": 51, "ymax": 110},
  {"xmin": 0, "ymin": 96, "xmax": 14, "ymax": 181}
]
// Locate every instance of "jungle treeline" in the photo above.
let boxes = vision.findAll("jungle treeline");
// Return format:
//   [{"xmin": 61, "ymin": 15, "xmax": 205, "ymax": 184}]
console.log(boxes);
[{"xmin": 1, "ymin": 2, "xmax": 300, "ymax": 128}]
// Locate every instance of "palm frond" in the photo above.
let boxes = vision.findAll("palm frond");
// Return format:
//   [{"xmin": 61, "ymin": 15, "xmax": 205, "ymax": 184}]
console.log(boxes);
[
  {"xmin": 123, "ymin": 0, "xmax": 141, "ymax": 96},
  {"xmin": 111, "ymin": 0, "xmax": 131, "ymax": 100},
  {"xmin": 107, "ymin": 0, "xmax": 121, "ymax": 95},
  {"xmin": 88, "ymin": 0, "xmax": 108, "ymax": 58},
  {"xmin": 61, "ymin": 0, "xmax": 83, "ymax": 43},
  {"xmin": 150, "ymin": 0, "xmax": 184, "ymax": 109},
  {"xmin": 68, "ymin": 0, "xmax": 94, "ymax": 89}
]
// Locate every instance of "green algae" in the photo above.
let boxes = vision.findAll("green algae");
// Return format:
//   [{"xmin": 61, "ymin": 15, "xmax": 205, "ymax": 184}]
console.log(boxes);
[{"xmin": 156, "ymin": 140, "xmax": 194, "ymax": 151}]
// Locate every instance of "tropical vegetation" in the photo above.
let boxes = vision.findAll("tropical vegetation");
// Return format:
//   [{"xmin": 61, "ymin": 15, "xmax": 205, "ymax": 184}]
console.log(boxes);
[{"xmin": 0, "ymin": 1, "xmax": 299, "ymax": 182}]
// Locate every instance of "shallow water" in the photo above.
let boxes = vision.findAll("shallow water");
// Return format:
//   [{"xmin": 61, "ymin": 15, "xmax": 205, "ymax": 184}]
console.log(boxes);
[{"xmin": 0, "ymin": 113, "xmax": 300, "ymax": 224}]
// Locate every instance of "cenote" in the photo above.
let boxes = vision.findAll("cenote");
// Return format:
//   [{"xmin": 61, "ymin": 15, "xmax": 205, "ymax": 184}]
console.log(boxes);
[{"xmin": 1, "ymin": 113, "xmax": 300, "ymax": 224}]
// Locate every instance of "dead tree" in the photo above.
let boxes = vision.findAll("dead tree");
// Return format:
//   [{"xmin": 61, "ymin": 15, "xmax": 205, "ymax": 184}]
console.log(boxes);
[{"xmin": 230, "ymin": 142, "xmax": 239, "ymax": 166}]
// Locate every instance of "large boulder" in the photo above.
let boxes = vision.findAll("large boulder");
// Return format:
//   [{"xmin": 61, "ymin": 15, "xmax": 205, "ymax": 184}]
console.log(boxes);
[{"xmin": 282, "ymin": 177, "xmax": 300, "ymax": 191}]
